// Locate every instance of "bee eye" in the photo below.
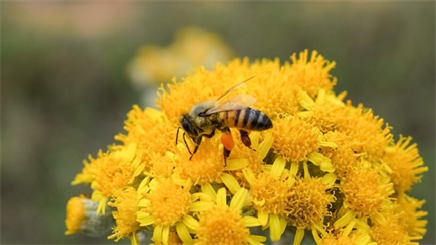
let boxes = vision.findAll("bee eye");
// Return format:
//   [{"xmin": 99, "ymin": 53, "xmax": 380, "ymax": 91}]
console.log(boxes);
[{"xmin": 181, "ymin": 116, "xmax": 195, "ymax": 134}]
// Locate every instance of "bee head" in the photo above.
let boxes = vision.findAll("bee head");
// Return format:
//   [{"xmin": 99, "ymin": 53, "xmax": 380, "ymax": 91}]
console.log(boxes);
[{"xmin": 180, "ymin": 114, "xmax": 197, "ymax": 137}]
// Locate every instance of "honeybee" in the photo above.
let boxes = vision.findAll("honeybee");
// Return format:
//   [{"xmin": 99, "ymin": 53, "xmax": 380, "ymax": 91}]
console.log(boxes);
[{"xmin": 176, "ymin": 77, "xmax": 273, "ymax": 163}]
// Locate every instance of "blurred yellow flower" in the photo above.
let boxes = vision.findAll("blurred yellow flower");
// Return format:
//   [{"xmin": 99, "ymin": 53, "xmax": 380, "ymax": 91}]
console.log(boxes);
[
  {"xmin": 127, "ymin": 26, "xmax": 233, "ymax": 86},
  {"xmin": 66, "ymin": 49, "xmax": 428, "ymax": 245}
]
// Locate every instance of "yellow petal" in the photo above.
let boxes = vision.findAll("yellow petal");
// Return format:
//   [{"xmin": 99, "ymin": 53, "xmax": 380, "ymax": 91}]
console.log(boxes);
[
  {"xmin": 230, "ymin": 188, "xmax": 248, "ymax": 211},
  {"xmin": 279, "ymin": 215, "xmax": 287, "ymax": 236},
  {"xmin": 307, "ymin": 152, "xmax": 326, "ymax": 166},
  {"xmin": 224, "ymin": 159, "xmax": 249, "ymax": 171},
  {"xmin": 293, "ymin": 228, "xmax": 305, "ymax": 245},
  {"xmin": 320, "ymin": 159, "xmax": 335, "ymax": 173},
  {"xmin": 303, "ymin": 161, "xmax": 310, "ymax": 179},
  {"xmin": 289, "ymin": 162, "xmax": 300, "ymax": 177},
  {"xmin": 242, "ymin": 168, "xmax": 256, "ymax": 185},
  {"xmin": 248, "ymin": 235, "xmax": 267, "ymax": 245},
  {"xmin": 189, "ymin": 201, "xmax": 214, "ymax": 212},
  {"xmin": 271, "ymin": 157, "xmax": 286, "ymax": 180},
  {"xmin": 182, "ymin": 215, "xmax": 199, "ymax": 232},
  {"xmin": 311, "ymin": 227, "xmax": 322, "ymax": 245},
  {"xmin": 269, "ymin": 214, "xmax": 281, "ymax": 241},
  {"xmin": 250, "ymin": 131, "xmax": 261, "ymax": 149},
  {"xmin": 152, "ymin": 224, "xmax": 163, "ymax": 243},
  {"xmin": 372, "ymin": 212, "xmax": 387, "ymax": 225},
  {"xmin": 321, "ymin": 173, "xmax": 337, "ymax": 187},
  {"xmin": 343, "ymin": 219, "xmax": 356, "ymax": 237},
  {"xmin": 216, "ymin": 187, "xmax": 227, "ymax": 206},
  {"xmin": 201, "ymin": 182, "xmax": 217, "ymax": 202},
  {"xmin": 137, "ymin": 212, "xmax": 154, "ymax": 226},
  {"xmin": 334, "ymin": 209, "xmax": 355, "ymax": 227},
  {"xmin": 221, "ymin": 173, "xmax": 241, "ymax": 194},
  {"xmin": 298, "ymin": 89, "xmax": 315, "ymax": 110},
  {"xmin": 176, "ymin": 222, "xmax": 193, "ymax": 244},
  {"xmin": 242, "ymin": 216, "xmax": 261, "ymax": 227},
  {"xmin": 258, "ymin": 210, "xmax": 269, "ymax": 227},
  {"xmin": 162, "ymin": 225, "xmax": 170, "ymax": 245},
  {"xmin": 258, "ymin": 133, "xmax": 273, "ymax": 159}
]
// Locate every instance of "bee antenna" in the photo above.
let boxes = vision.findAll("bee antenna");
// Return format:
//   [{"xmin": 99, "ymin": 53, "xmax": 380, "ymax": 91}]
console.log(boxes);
[{"xmin": 183, "ymin": 132, "xmax": 192, "ymax": 155}]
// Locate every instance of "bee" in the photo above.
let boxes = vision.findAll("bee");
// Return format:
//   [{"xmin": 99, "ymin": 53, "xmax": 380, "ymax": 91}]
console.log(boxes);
[{"xmin": 176, "ymin": 77, "xmax": 273, "ymax": 163}]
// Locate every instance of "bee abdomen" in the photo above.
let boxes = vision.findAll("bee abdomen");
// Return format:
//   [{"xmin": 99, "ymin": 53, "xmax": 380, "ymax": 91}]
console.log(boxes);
[{"xmin": 223, "ymin": 108, "xmax": 272, "ymax": 131}]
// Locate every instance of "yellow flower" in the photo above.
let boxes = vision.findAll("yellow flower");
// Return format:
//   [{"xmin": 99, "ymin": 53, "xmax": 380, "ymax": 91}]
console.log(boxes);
[
  {"xmin": 337, "ymin": 103, "xmax": 393, "ymax": 162},
  {"xmin": 290, "ymin": 50, "xmax": 337, "ymax": 98},
  {"xmin": 243, "ymin": 157, "xmax": 290, "ymax": 241},
  {"xmin": 72, "ymin": 143, "xmax": 141, "ymax": 214},
  {"xmin": 108, "ymin": 187, "xmax": 141, "ymax": 244},
  {"xmin": 396, "ymin": 193, "xmax": 428, "ymax": 237},
  {"xmin": 196, "ymin": 187, "xmax": 266, "ymax": 245},
  {"xmin": 271, "ymin": 115, "xmax": 320, "ymax": 162},
  {"xmin": 321, "ymin": 131, "xmax": 357, "ymax": 177},
  {"xmin": 285, "ymin": 174, "xmax": 335, "ymax": 245},
  {"xmin": 66, "ymin": 50, "xmax": 428, "ymax": 245},
  {"xmin": 383, "ymin": 136, "xmax": 428, "ymax": 193},
  {"xmin": 340, "ymin": 165, "xmax": 394, "ymax": 218},
  {"xmin": 115, "ymin": 106, "xmax": 177, "ymax": 174},
  {"xmin": 369, "ymin": 207, "xmax": 423, "ymax": 245},
  {"xmin": 174, "ymin": 136, "xmax": 225, "ymax": 185},
  {"xmin": 136, "ymin": 177, "xmax": 208, "ymax": 245},
  {"xmin": 65, "ymin": 195, "xmax": 113, "ymax": 236}
]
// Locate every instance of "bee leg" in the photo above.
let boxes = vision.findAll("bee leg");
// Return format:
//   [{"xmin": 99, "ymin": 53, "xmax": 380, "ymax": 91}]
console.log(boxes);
[
  {"xmin": 220, "ymin": 127, "xmax": 233, "ymax": 166},
  {"xmin": 203, "ymin": 130, "xmax": 215, "ymax": 138},
  {"xmin": 239, "ymin": 129, "xmax": 252, "ymax": 149},
  {"xmin": 183, "ymin": 132, "xmax": 192, "ymax": 155},
  {"xmin": 223, "ymin": 147, "xmax": 230, "ymax": 166}
]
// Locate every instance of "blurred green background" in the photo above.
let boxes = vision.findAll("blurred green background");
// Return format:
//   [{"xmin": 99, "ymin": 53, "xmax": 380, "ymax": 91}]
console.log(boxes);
[{"xmin": 1, "ymin": 2, "xmax": 434, "ymax": 244}]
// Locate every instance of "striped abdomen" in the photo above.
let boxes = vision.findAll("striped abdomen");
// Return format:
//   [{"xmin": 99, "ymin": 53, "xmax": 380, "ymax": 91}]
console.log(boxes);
[{"xmin": 221, "ymin": 108, "xmax": 273, "ymax": 131}]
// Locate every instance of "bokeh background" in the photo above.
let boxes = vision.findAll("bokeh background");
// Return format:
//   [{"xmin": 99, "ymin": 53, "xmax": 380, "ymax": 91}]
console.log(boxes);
[{"xmin": 1, "ymin": 2, "xmax": 434, "ymax": 244}]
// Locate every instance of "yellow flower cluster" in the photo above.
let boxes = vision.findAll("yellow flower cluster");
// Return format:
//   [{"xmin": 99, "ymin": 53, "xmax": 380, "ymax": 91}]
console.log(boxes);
[{"xmin": 65, "ymin": 50, "xmax": 428, "ymax": 245}]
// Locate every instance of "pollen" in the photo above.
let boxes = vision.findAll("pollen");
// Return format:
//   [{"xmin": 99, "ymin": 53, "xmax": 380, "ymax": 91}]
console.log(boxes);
[
  {"xmin": 195, "ymin": 205, "xmax": 250, "ymax": 245},
  {"xmin": 271, "ymin": 115, "xmax": 320, "ymax": 162},
  {"xmin": 383, "ymin": 136, "xmax": 428, "ymax": 193},
  {"xmin": 285, "ymin": 176, "xmax": 333, "ymax": 229},
  {"xmin": 340, "ymin": 165, "xmax": 393, "ymax": 217},
  {"xmin": 108, "ymin": 187, "xmax": 140, "ymax": 242},
  {"xmin": 250, "ymin": 172, "xmax": 291, "ymax": 215},
  {"xmin": 143, "ymin": 178, "xmax": 192, "ymax": 226}
]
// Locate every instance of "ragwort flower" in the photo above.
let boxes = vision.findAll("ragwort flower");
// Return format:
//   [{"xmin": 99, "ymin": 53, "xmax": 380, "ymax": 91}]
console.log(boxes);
[{"xmin": 66, "ymin": 49, "xmax": 427, "ymax": 245}]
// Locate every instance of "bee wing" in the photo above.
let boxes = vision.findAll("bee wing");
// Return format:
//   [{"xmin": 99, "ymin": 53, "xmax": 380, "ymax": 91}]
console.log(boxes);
[
  {"xmin": 216, "ymin": 76, "xmax": 256, "ymax": 102},
  {"xmin": 204, "ymin": 94, "xmax": 256, "ymax": 115}
]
